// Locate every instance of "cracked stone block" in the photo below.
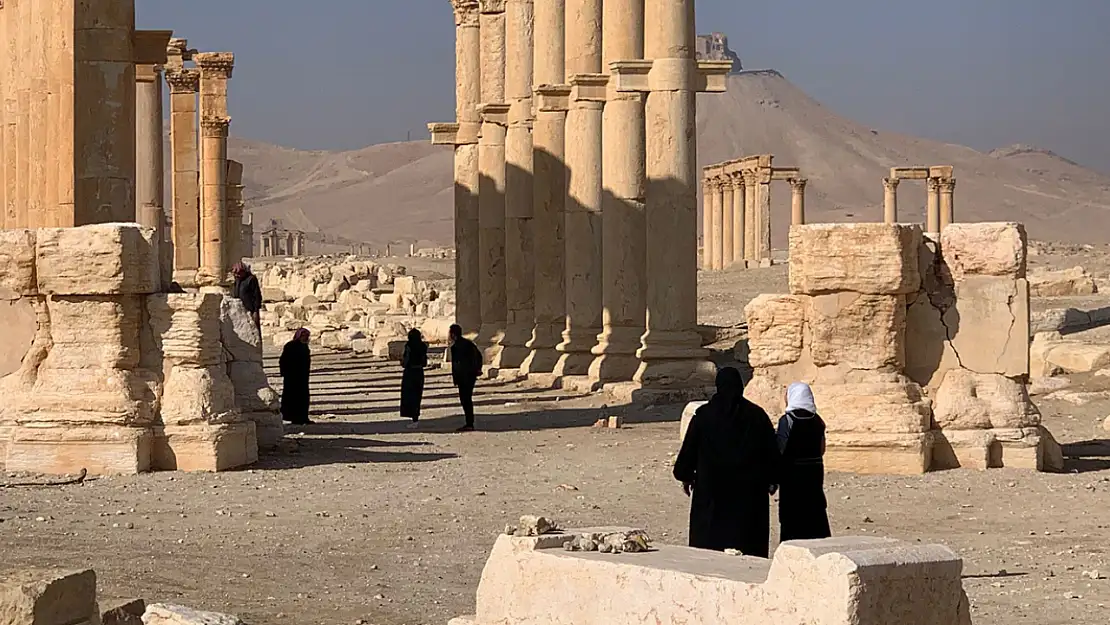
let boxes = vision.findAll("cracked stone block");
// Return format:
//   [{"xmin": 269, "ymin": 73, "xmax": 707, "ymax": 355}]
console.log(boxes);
[
  {"xmin": 811, "ymin": 372, "xmax": 932, "ymax": 435},
  {"xmin": 940, "ymin": 222, "xmax": 1027, "ymax": 280},
  {"xmin": 945, "ymin": 276, "xmax": 1030, "ymax": 378},
  {"xmin": 789, "ymin": 223, "xmax": 922, "ymax": 295},
  {"xmin": 905, "ymin": 290, "xmax": 961, "ymax": 389},
  {"xmin": 825, "ymin": 431, "xmax": 934, "ymax": 475},
  {"xmin": 932, "ymin": 427, "xmax": 1046, "ymax": 471},
  {"xmin": 0, "ymin": 569, "xmax": 98, "ymax": 625},
  {"xmin": 744, "ymin": 294, "xmax": 805, "ymax": 367},
  {"xmin": 0, "ymin": 229, "xmax": 37, "ymax": 299},
  {"xmin": 36, "ymin": 225, "xmax": 160, "ymax": 296},
  {"xmin": 933, "ymin": 369, "xmax": 1040, "ymax": 431},
  {"xmin": 807, "ymin": 293, "xmax": 905, "ymax": 370}
]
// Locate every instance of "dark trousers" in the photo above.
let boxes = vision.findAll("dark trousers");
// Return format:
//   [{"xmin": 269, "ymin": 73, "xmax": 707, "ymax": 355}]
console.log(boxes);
[{"xmin": 456, "ymin": 377, "xmax": 476, "ymax": 426}]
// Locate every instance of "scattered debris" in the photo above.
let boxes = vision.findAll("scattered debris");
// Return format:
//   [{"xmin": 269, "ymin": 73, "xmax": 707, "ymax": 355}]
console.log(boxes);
[{"xmin": 563, "ymin": 529, "xmax": 652, "ymax": 554}]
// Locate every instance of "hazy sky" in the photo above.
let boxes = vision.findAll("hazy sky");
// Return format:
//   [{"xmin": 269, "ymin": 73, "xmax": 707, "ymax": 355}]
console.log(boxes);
[{"xmin": 140, "ymin": 0, "xmax": 1110, "ymax": 171}]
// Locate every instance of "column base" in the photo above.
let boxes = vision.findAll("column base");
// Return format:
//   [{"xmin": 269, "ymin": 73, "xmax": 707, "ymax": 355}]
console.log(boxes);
[
  {"xmin": 2, "ymin": 424, "xmax": 153, "ymax": 476},
  {"xmin": 152, "ymin": 422, "xmax": 259, "ymax": 472},
  {"xmin": 553, "ymin": 327, "xmax": 601, "ymax": 377},
  {"xmin": 476, "ymin": 323, "xmax": 506, "ymax": 365},
  {"xmin": 634, "ymin": 329, "xmax": 717, "ymax": 391},
  {"xmin": 588, "ymin": 325, "xmax": 644, "ymax": 384},
  {"xmin": 496, "ymin": 322, "xmax": 534, "ymax": 369},
  {"xmin": 520, "ymin": 321, "xmax": 564, "ymax": 375}
]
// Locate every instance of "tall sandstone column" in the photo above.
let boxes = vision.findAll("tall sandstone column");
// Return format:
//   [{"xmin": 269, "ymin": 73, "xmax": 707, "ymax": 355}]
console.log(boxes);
[
  {"xmin": 708, "ymin": 179, "xmax": 722, "ymax": 270},
  {"xmin": 134, "ymin": 31, "xmax": 173, "ymax": 231},
  {"xmin": 634, "ymin": 0, "xmax": 716, "ymax": 392},
  {"xmin": 477, "ymin": 0, "xmax": 509, "ymax": 363},
  {"xmin": 790, "ymin": 178, "xmax": 807, "ymax": 225},
  {"xmin": 195, "ymin": 52, "xmax": 234, "ymax": 286},
  {"xmin": 939, "ymin": 178, "xmax": 955, "ymax": 230},
  {"xmin": 731, "ymin": 173, "xmax": 745, "ymax": 264},
  {"xmin": 926, "ymin": 177, "xmax": 941, "ymax": 234},
  {"xmin": 226, "ymin": 159, "xmax": 245, "ymax": 264},
  {"xmin": 1, "ymin": 5, "xmax": 11, "ymax": 227},
  {"xmin": 756, "ymin": 168, "xmax": 772, "ymax": 260},
  {"xmin": 554, "ymin": 0, "xmax": 605, "ymax": 377},
  {"xmin": 589, "ymin": 0, "xmax": 647, "ymax": 384},
  {"xmin": 742, "ymin": 170, "xmax": 757, "ymax": 260},
  {"xmin": 521, "ymin": 0, "xmax": 569, "ymax": 375},
  {"xmin": 721, "ymin": 177, "xmax": 734, "ymax": 266},
  {"xmin": 452, "ymin": 0, "xmax": 482, "ymax": 335},
  {"xmin": 166, "ymin": 65, "xmax": 201, "ymax": 279},
  {"xmin": 882, "ymin": 177, "xmax": 899, "ymax": 223},
  {"xmin": 498, "ymin": 0, "xmax": 536, "ymax": 369},
  {"xmin": 700, "ymin": 178, "xmax": 711, "ymax": 269}
]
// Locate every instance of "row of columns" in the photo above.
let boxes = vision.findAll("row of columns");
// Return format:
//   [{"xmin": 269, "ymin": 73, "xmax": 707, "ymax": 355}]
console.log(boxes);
[
  {"xmin": 259, "ymin": 230, "xmax": 306, "ymax": 257},
  {"xmin": 700, "ymin": 167, "xmax": 806, "ymax": 271},
  {"xmin": 882, "ymin": 175, "xmax": 956, "ymax": 234},
  {"xmin": 435, "ymin": 0, "xmax": 730, "ymax": 393}
]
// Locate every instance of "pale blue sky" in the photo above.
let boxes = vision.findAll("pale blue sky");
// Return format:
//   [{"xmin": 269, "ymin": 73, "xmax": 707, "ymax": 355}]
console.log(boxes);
[{"xmin": 139, "ymin": 0, "xmax": 1110, "ymax": 170}]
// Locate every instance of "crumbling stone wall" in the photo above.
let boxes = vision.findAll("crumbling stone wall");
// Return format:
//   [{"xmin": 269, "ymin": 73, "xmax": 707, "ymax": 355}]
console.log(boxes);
[
  {"xmin": 0, "ymin": 224, "xmax": 279, "ymax": 475},
  {"xmin": 742, "ymin": 222, "xmax": 1058, "ymax": 474}
]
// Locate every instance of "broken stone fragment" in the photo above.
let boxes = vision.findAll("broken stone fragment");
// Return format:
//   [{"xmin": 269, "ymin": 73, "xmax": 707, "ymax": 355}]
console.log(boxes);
[
  {"xmin": 141, "ymin": 603, "xmax": 246, "ymax": 625},
  {"xmin": 514, "ymin": 515, "xmax": 558, "ymax": 536}
]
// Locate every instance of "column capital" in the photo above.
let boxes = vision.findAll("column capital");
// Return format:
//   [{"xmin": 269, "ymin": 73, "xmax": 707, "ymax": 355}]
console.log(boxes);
[
  {"xmin": 938, "ymin": 178, "xmax": 956, "ymax": 193},
  {"xmin": 705, "ymin": 177, "xmax": 722, "ymax": 191},
  {"xmin": 728, "ymin": 173, "xmax": 746, "ymax": 189},
  {"xmin": 136, "ymin": 64, "xmax": 164, "ymax": 83},
  {"xmin": 534, "ymin": 84, "xmax": 571, "ymax": 112},
  {"xmin": 741, "ymin": 170, "xmax": 758, "ymax": 185},
  {"xmin": 755, "ymin": 168, "xmax": 773, "ymax": 184},
  {"xmin": 201, "ymin": 116, "xmax": 231, "ymax": 138},
  {"xmin": 882, "ymin": 176, "xmax": 900, "ymax": 190},
  {"xmin": 165, "ymin": 68, "xmax": 200, "ymax": 94},
  {"xmin": 926, "ymin": 177, "xmax": 941, "ymax": 192},
  {"xmin": 789, "ymin": 178, "xmax": 808, "ymax": 191},
  {"xmin": 479, "ymin": 0, "xmax": 506, "ymax": 13},
  {"xmin": 194, "ymin": 52, "xmax": 235, "ymax": 79},
  {"xmin": 452, "ymin": 0, "xmax": 481, "ymax": 26}
]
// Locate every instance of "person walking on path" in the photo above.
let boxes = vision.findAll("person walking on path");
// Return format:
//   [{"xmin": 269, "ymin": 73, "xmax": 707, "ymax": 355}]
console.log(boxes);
[
  {"xmin": 400, "ymin": 328, "xmax": 430, "ymax": 428},
  {"xmin": 231, "ymin": 262, "xmax": 263, "ymax": 334},
  {"xmin": 673, "ymin": 367, "xmax": 780, "ymax": 556},
  {"xmin": 448, "ymin": 324, "xmax": 483, "ymax": 432},
  {"xmin": 279, "ymin": 328, "xmax": 313, "ymax": 425},
  {"xmin": 775, "ymin": 382, "xmax": 832, "ymax": 542}
]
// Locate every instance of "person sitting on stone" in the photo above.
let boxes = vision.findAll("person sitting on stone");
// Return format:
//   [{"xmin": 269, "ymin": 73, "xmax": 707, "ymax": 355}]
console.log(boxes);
[
  {"xmin": 279, "ymin": 328, "xmax": 313, "ymax": 426},
  {"xmin": 448, "ymin": 324, "xmax": 484, "ymax": 432},
  {"xmin": 400, "ymin": 328, "xmax": 430, "ymax": 429},
  {"xmin": 673, "ymin": 367, "xmax": 780, "ymax": 556},
  {"xmin": 775, "ymin": 382, "xmax": 831, "ymax": 542},
  {"xmin": 231, "ymin": 262, "xmax": 263, "ymax": 332}
]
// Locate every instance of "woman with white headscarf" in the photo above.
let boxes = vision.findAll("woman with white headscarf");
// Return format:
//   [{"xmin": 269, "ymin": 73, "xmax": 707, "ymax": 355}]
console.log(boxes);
[{"xmin": 775, "ymin": 382, "xmax": 831, "ymax": 541}]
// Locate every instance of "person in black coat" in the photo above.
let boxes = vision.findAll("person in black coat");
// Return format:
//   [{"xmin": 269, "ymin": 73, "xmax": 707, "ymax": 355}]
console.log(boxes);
[
  {"xmin": 231, "ymin": 263, "xmax": 263, "ymax": 332},
  {"xmin": 775, "ymin": 382, "xmax": 832, "ymax": 542},
  {"xmin": 279, "ymin": 328, "xmax": 313, "ymax": 425},
  {"xmin": 448, "ymin": 324, "xmax": 483, "ymax": 432},
  {"xmin": 673, "ymin": 367, "xmax": 780, "ymax": 556},
  {"xmin": 400, "ymin": 328, "xmax": 429, "ymax": 428}
]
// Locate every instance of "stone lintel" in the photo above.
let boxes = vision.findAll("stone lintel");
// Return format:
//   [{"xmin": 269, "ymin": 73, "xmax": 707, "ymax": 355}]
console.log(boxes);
[
  {"xmin": 695, "ymin": 60, "xmax": 735, "ymax": 93},
  {"xmin": 929, "ymin": 165, "xmax": 954, "ymax": 179},
  {"xmin": 891, "ymin": 167, "xmax": 930, "ymax": 180},
  {"xmin": 478, "ymin": 103, "xmax": 510, "ymax": 125},
  {"xmin": 194, "ymin": 51, "xmax": 235, "ymax": 78},
  {"xmin": 135, "ymin": 64, "xmax": 161, "ymax": 83},
  {"xmin": 569, "ymin": 73, "xmax": 609, "ymax": 102},
  {"xmin": 429, "ymin": 122, "xmax": 468, "ymax": 146},
  {"xmin": 534, "ymin": 84, "xmax": 571, "ymax": 112},
  {"xmin": 770, "ymin": 167, "xmax": 801, "ymax": 181},
  {"xmin": 610, "ymin": 60, "xmax": 653, "ymax": 93},
  {"xmin": 134, "ymin": 30, "xmax": 174, "ymax": 66}
]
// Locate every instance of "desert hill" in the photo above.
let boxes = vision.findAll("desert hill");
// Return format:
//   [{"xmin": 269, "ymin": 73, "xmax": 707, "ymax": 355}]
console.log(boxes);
[{"xmin": 231, "ymin": 70, "xmax": 1110, "ymax": 249}]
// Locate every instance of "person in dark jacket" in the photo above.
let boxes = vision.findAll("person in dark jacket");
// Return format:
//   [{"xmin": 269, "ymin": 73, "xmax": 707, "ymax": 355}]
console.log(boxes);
[
  {"xmin": 279, "ymin": 328, "xmax": 313, "ymax": 425},
  {"xmin": 775, "ymin": 382, "xmax": 832, "ymax": 542},
  {"xmin": 400, "ymin": 328, "xmax": 430, "ymax": 428},
  {"xmin": 231, "ymin": 263, "xmax": 263, "ymax": 332},
  {"xmin": 448, "ymin": 324, "xmax": 483, "ymax": 432},
  {"xmin": 673, "ymin": 367, "xmax": 780, "ymax": 556}
]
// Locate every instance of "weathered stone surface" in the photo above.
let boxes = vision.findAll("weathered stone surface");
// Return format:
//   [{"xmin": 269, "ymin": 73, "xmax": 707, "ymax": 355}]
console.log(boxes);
[
  {"xmin": 904, "ymin": 290, "xmax": 961, "ymax": 389},
  {"xmin": 932, "ymin": 427, "xmax": 1046, "ymax": 471},
  {"xmin": 1028, "ymin": 266, "xmax": 1097, "ymax": 297},
  {"xmin": 3, "ymin": 426, "xmax": 153, "ymax": 475},
  {"xmin": 811, "ymin": 373, "xmax": 932, "ymax": 434},
  {"xmin": 933, "ymin": 370, "xmax": 1040, "ymax": 430},
  {"xmin": 152, "ymin": 423, "xmax": 258, "ymax": 473},
  {"xmin": 220, "ymin": 297, "xmax": 262, "ymax": 363},
  {"xmin": 147, "ymin": 294, "xmax": 224, "ymax": 367},
  {"xmin": 678, "ymin": 401, "xmax": 707, "ymax": 442},
  {"xmin": 940, "ymin": 222, "xmax": 1027, "ymax": 279},
  {"xmin": 808, "ymin": 293, "xmax": 905, "ymax": 370},
  {"xmin": 1043, "ymin": 341, "xmax": 1110, "ymax": 373},
  {"xmin": 789, "ymin": 223, "xmax": 921, "ymax": 295},
  {"xmin": 825, "ymin": 432, "xmax": 934, "ymax": 475},
  {"xmin": 102, "ymin": 599, "xmax": 147, "ymax": 625},
  {"xmin": 0, "ymin": 229, "xmax": 37, "ymax": 299},
  {"xmin": 744, "ymin": 294, "xmax": 804, "ymax": 367},
  {"xmin": 36, "ymin": 225, "xmax": 160, "ymax": 296},
  {"xmin": 142, "ymin": 603, "xmax": 245, "ymax": 625},
  {"xmin": 0, "ymin": 299, "xmax": 38, "ymax": 379},
  {"xmin": 945, "ymin": 276, "xmax": 1029, "ymax": 378},
  {"xmin": 160, "ymin": 366, "xmax": 238, "ymax": 425},
  {"xmin": 46, "ymin": 295, "xmax": 143, "ymax": 370},
  {"xmin": 0, "ymin": 569, "xmax": 98, "ymax": 625},
  {"xmin": 1030, "ymin": 332, "xmax": 1064, "ymax": 377}
]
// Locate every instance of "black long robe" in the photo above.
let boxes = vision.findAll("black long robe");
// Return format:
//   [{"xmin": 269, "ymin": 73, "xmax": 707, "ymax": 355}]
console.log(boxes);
[
  {"xmin": 400, "ymin": 340, "xmax": 429, "ymax": 419},
  {"xmin": 776, "ymin": 409, "xmax": 832, "ymax": 541},
  {"xmin": 674, "ymin": 396, "xmax": 780, "ymax": 556},
  {"xmin": 279, "ymin": 340, "xmax": 311, "ymax": 424}
]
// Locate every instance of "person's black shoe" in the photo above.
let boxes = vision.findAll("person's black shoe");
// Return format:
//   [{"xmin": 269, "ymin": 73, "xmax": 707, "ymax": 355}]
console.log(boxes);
[{"xmin": 456, "ymin": 424, "xmax": 475, "ymax": 432}]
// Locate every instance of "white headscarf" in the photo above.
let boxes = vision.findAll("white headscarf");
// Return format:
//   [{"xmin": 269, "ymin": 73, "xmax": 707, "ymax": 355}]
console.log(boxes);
[{"xmin": 785, "ymin": 382, "xmax": 817, "ymax": 414}]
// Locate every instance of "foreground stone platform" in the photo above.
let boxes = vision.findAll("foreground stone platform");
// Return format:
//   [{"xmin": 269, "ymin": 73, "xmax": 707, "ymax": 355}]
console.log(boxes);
[{"xmin": 452, "ymin": 529, "xmax": 971, "ymax": 625}]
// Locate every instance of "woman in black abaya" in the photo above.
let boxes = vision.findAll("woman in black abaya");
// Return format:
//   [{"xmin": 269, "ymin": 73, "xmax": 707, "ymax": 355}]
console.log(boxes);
[
  {"xmin": 400, "ymin": 328, "xmax": 429, "ymax": 428},
  {"xmin": 673, "ymin": 367, "xmax": 780, "ymax": 557},
  {"xmin": 279, "ymin": 328, "xmax": 313, "ymax": 425},
  {"xmin": 775, "ymin": 382, "xmax": 832, "ymax": 542}
]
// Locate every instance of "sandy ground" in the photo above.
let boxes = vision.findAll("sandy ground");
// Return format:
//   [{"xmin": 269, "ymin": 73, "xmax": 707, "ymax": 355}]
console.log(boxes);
[{"xmin": 4, "ymin": 250, "xmax": 1110, "ymax": 625}]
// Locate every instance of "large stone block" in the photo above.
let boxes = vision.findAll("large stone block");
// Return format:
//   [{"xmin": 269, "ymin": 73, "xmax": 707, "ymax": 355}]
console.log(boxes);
[
  {"xmin": 789, "ymin": 223, "xmax": 921, "ymax": 295},
  {"xmin": 0, "ymin": 569, "xmax": 98, "ymax": 625},
  {"xmin": 3, "ymin": 425, "xmax": 153, "ymax": 476},
  {"xmin": 45, "ymin": 295, "xmax": 143, "ymax": 370},
  {"xmin": 147, "ymin": 294, "xmax": 225, "ymax": 367},
  {"xmin": 945, "ymin": 276, "xmax": 1029, "ymax": 377},
  {"xmin": 811, "ymin": 373, "xmax": 932, "ymax": 434},
  {"xmin": 36, "ymin": 225, "xmax": 159, "ymax": 295},
  {"xmin": 940, "ymin": 222, "xmax": 1026, "ymax": 280},
  {"xmin": 102, "ymin": 599, "xmax": 146, "ymax": 625},
  {"xmin": 4, "ymin": 367, "xmax": 159, "ymax": 427},
  {"xmin": 141, "ymin": 603, "xmax": 246, "ymax": 625},
  {"xmin": 160, "ymin": 365, "xmax": 238, "ymax": 426},
  {"xmin": 744, "ymin": 294, "xmax": 805, "ymax": 367},
  {"xmin": 904, "ymin": 290, "xmax": 960, "ymax": 390},
  {"xmin": 808, "ymin": 293, "xmax": 905, "ymax": 370},
  {"xmin": 220, "ymin": 297, "xmax": 262, "ymax": 363},
  {"xmin": 1029, "ymin": 266, "xmax": 1097, "ymax": 297},
  {"xmin": 932, "ymin": 427, "xmax": 1045, "ymax": 471},
  {"xmin": 933, "ymin": 369, "xmax": 1040, "ymax": 431},
  {"xmin": 0, "ymin": 229, "xmax": 37, "ymax": 299},
  {"xmin": 152, "ymin": 423, "xmax": 258, "ymax": 472},
  {"xmin": 825, "ymin": 432, "xmax": 934, "ymax": 475},
  {"xmin": 0, "ymin": 298, "xmax": 39, "ymax": 379}
]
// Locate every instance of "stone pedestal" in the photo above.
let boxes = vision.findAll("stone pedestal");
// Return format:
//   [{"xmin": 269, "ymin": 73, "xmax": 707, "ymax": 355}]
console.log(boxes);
[
  {"xmin": 882, "ymin": 177, "xmax": 899, "ymax": 224},
  {"xmin": 166, "ymin": 67, "xmax": 201, "ymax": 282},
  {"xmin": 521, "ymin": 1, "xmax": 568, "ymax": 375},
  {"xmin": 939, "ymin": 178, "xmax": 955, "ymax": 230},
  {"xmin": 730, "ymin": 174, "xmax": 746, "ymax": 263},
  {"xmin": 926, "ymin": 178, "xmax": 941, "ymax": 234},
  {"xmin": 589, "ymin": 0, "xmax": 646, "ymax": 384},
  {"xmin": 790, "ymin": 178, "xmax": 807, "ymax": 226}
]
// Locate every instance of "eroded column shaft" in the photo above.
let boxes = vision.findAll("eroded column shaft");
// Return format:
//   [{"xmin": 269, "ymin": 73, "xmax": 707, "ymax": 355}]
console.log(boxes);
[
  {"xmin": 477, "ymin": 1, "xmax": 508, "ymax": 363},
  {"xmin": 882, "ymin": 177, "xmax": 899, "ymax": 224},
  {"xmin": 453, "ymin": 0, "xmax": 483, "ymax": 334}
]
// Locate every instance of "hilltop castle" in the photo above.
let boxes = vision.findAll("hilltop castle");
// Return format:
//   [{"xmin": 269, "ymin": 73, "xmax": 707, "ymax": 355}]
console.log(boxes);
[{"xmin": 696, "ymin": 33, "xmax": 742, "ymax": 73}]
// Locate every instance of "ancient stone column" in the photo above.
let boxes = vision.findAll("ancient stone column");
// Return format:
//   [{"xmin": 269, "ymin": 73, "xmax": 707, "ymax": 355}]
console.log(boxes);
[
  {"xmin": 477, "ymin": 0, "xmax": 509, "ymax": 363},
  {"xmin": 135, "ymin": 64, "xmax": 165, "ymax": 229},
  {"xmin": 226, "ymin": 159, "xmax": 245, "ymax": 264},
  {"xmin": 730, "ymin": 173, "xmax": 746, "ymax": 265},
  {"xmin": 166, "ymin": 67, "xmax": 201, "ymax": 280},
  {"xmin": 498, "ymin": 0, "xmax": 536, "ymax": 369},
  {"xmin": 708, "ymin": 178, "xmax": 723, "ymax": 270},
  {"xmin": 634, "ymin": 0, "xmax": 717, "ymax": 392},
  {"xmin": 882, "ymin": 177, "xmax": 899, "ymax": 223},
  {"xmin": 939, "ymin": 178, "xmax": 956, "ymax": 230},
  {"xmin": 926, "ymin": 177, "xmax": 941, "ymax": 234},
  {"xmin": 452, "ymin": 0, "xmax": 483, "ymax": 335},
  {"xmin": 790, "ymin": 178, "xmax": 807, "ymax": 226},
  {"xmin": 756, "ymin": 167, "xmax": 772, "ymax": 260},
  {"xmin": 554, "ymin": 0, "xmax": 605, "ymax": 377},
  {"xmin": 199, "ymin": 117, "xmax": 231, "ymax": 286},
  {"xmin": 721, "ymin": 177, "xmax": 735, "ymax": 266},
  {"xmin": 589, "ymin": 0, "xmax": 647, "ymax": 384},
  {"xmin": 701, "ymin": 177, "xmax": 712, "ymax": 269},
  {"xmin": 742, "ymin": 170, "xmax": 757, "ymax": 260}
]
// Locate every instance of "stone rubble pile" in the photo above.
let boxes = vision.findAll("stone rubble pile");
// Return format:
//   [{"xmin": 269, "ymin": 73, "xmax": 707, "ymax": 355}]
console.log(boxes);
[
  {"xmin": 253, "ymin": 255, "xmax": 456, "ymax": 356},
  {"xmin": 738, "ymin": 222, "xmax": 1059, "ymax": 474}
]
